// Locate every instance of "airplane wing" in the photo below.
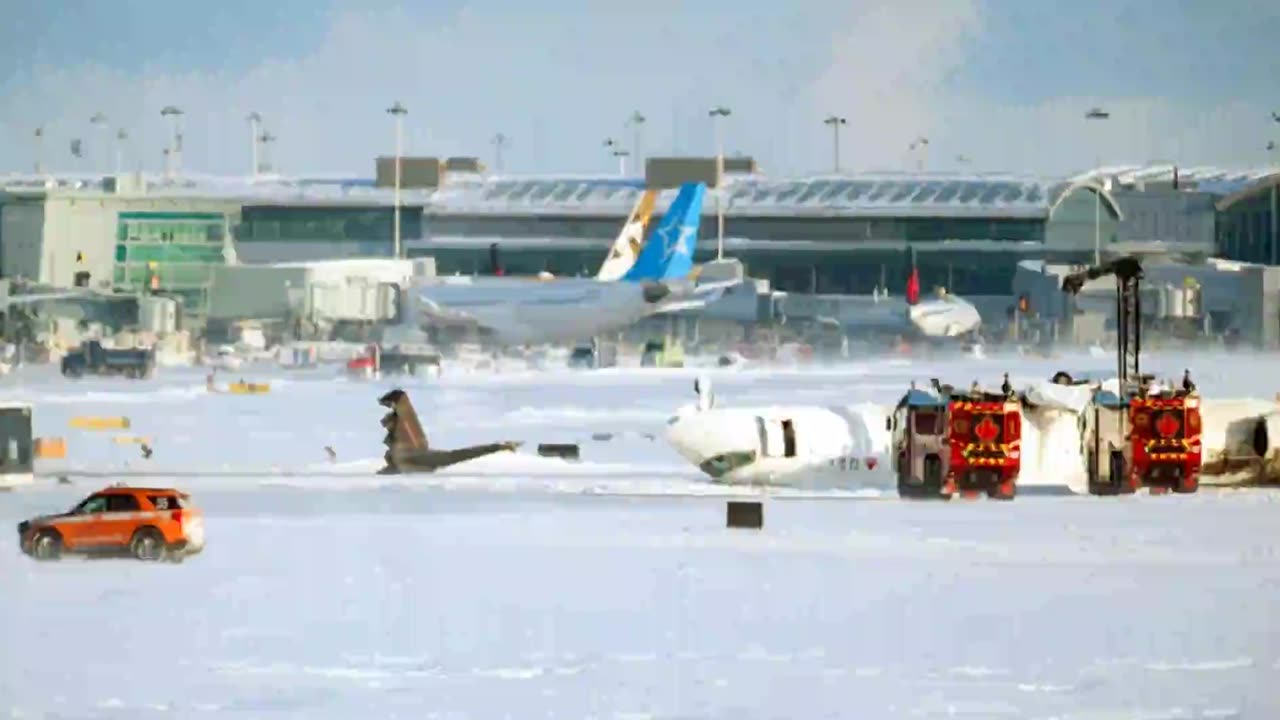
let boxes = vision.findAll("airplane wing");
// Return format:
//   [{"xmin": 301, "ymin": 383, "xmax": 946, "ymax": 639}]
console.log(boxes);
[
  {"xmin": 652, "ymin": 287, "xmax": 727, "ymax": 315},
  {"xmin": 0, "ymin": 290, "xmax": 98, "ymax": 306}
]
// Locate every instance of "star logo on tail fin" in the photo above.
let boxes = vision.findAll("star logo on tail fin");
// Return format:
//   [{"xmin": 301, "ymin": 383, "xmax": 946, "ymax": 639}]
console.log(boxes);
[{"xmin": 660, "ymin": 223, "xmax": 697, "ymax": 262}]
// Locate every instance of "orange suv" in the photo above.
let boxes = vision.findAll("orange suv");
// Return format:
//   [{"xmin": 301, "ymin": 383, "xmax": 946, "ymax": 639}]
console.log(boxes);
[{"xmin": 17, "ymin": 485, "xmax": 204, "ymax": 562}]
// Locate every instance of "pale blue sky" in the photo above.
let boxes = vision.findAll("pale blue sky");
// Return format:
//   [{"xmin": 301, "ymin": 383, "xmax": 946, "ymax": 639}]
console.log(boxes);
[{"xmin": 2, "ymin": 0, "xmax": 1277, "ymax": 178}]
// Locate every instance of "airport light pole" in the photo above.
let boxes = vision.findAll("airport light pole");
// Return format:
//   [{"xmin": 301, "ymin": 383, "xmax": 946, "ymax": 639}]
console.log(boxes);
[
  {"xmin": 627, "ymin": 111, "xmax": 646, "ymax": 173},
  {"xmin": 387, "ymin": 101, "xmax": 408, "ymax": 260},
  {"xmin": 1269, "ymin": 138, "xmax": 1278, "ymax": 265},
  {"xmin": 258, "ymin": 130, "xmax": 276, "ymax": 173},
  {"xmin": 612, "ymin": 149, "xmax": 630, "ymax": 177},
  {"xmin": 491, "ymin": 132, "xmax": 509, "ymax": 173},
  {"xmin": 908, "ymin": 136, "xmax": 928, "ymax": 171},
  {"xmin": 1085, "ymin": 106, "xmax": 1110, "ymax": 265},
  {"xmin": 160, "ymin": 106, "xmax": 183, "ymax": 180},
  {"xmin": 823, "ymin": 115, "xmax": 846, "ymax": 173},
  {"xmin": 115, "ymin": 128, "xmax": 127, "ymax": 175},
  {"xmin": 247, "ymin": 112, "xmax": 262, "ymax": 178},
  {"xmin": 709, "ymin": 106, "xmax": 731, "ymax": 260},
  {"xmin": 33, "ymin": 126, "xmax": 43, "ymax": 175},
  {"xmin": 89, "ymin": 112, "xmax": 107, "ymax": 175}
]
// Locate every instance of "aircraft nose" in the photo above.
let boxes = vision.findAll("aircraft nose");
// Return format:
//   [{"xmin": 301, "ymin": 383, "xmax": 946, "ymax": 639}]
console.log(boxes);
[{"xmin": 664, "ymin": 413, "xmax": 709, "ymax": 464}]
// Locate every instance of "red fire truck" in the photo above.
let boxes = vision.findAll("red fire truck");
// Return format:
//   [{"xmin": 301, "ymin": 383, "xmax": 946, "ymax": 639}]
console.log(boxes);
[
  {"xmin": 1129, "ymin": 391, "xmax": 1202, "ymax": 494},
  {"xmin": 945, "ymin": 393, "xmax": 1022, "ymax": 500},
  {"xmin": 1060, "ymin": 255, "xmax": 1203, "ymax": 496}
]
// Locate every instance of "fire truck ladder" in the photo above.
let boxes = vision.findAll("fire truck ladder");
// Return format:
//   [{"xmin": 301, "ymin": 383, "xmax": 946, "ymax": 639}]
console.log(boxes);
[{"xmin": 1061, "ymin": 255, "xmax": 1144, "ymax": 392}]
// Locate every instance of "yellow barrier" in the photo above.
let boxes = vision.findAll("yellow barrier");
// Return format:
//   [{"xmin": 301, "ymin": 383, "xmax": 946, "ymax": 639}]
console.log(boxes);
[
  {"xmin": 69, "ymin": 416, "xmax": 131, "ymax": 431},
  {"xmin": 34, "ymin": 437, "xmax": 67, "ymax": 459},
  {"xmin": 111, "ymin": 435, "xmax": 151, "ymax": 445},
  {"xmin": 227, "ymin": 382, "xmax": 271, "ymax": 395}
]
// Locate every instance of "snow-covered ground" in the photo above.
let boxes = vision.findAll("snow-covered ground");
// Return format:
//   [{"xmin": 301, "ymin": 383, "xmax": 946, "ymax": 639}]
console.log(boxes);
[{"xmin": 2, "ymin": 348, "xmax": 1279, "ymax": 718}]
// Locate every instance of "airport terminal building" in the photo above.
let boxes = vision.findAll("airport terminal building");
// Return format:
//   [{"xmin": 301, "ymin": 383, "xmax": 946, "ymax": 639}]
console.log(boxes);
[
  {"xmin": 414, "ymin": 172, "xmax": 1124, "ymax": 297},
  {"xmin": 1, "ymin": 160, "xmax": 1275, "ymax": 334}
]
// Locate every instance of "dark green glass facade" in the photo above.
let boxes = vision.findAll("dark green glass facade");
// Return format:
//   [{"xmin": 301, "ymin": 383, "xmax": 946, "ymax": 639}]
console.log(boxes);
[
  {"xmin": 1216, "ymin": 189, "xmax": 1279, "ymax": 265},
  {"xmin": 237, "ymin": 205, "xmax": 421, "ymax": 244}
]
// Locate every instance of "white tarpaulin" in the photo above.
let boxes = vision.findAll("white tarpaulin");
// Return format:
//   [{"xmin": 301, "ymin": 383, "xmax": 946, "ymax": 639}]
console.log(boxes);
[{"xmin": 1021, "ymin": 381, "xmax": 1095, "ymax": 415}]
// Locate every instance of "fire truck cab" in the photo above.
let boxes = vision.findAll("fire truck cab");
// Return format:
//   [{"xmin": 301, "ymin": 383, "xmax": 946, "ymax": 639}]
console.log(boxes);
[
  {"xmin": 1128, "ymin": 385, "xmax": 1202, "ymax": 494},
  {"xmin": 945, "ymin": 389, "xmax": 1022, "ymax": 500},
  {"xmin": 1057, "ymin": 371, "xmax": 1203, "ymax": 495},
  {"xmin": 892, "ymin": 382, "xmax": 1022, "ymax": 500},
  {"xmin": 891, "ymin": 387, "xmax": 950, "ymax": 499}
]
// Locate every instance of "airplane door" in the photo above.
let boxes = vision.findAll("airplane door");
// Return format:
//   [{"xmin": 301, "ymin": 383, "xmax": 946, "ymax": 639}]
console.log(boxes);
[
  {"xmin": 756, "ymin": 416, "xmax": 785, "ymax": 458},
  {"xmin": 781, "ymin": 419, "xmax": 797, "ymax": 458}
]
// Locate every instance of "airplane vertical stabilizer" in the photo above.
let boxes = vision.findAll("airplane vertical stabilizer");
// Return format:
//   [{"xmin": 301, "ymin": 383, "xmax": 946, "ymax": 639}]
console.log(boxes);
[
  {"xmin": 621, "ymin": 182, "xmax": 706, "ymax": 283},
  {"xmin": 596, "ymin": 189, "xmax": 659, "ymax": 281}
]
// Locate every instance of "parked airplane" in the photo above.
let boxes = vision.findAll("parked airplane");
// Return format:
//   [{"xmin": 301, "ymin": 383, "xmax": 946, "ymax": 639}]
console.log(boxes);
[
  {"xmin": 907, "ymin": 289, "xmax": 982, "ymax": 338},
  {"xmin": 900, "ymin": 247, "xmax": 982, "ymax": 339},
  {"xmin": 663, "ymin": 376, "xmax": 891, "ymax": 487},
  {"xmin": 416, "ymin": 182, "xmax": 730, "ymax": 346}
]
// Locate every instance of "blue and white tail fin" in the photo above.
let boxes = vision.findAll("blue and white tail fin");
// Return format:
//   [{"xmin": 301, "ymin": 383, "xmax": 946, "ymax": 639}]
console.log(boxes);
[
  {"xmin": 621, "ymin": 182, "xmax": 706, "ymax": 283},
  {"xmin": 595, "ymin": 189, "xmax": 659, "ymax": 281}
]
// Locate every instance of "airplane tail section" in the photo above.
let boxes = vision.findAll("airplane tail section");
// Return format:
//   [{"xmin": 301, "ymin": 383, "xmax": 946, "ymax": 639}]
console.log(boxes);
[
  {"xmin": 596, "ymin": 189, "xmax": 659, "ymax": 281},
  {"xmin": 379, "ymin": 388, "xmax": 429, "ymax": 473},
  {"xmin": 621, "ymin": 182, "xmax": 706, "ymax": 283},
  {"xmin": 377, "ymin": 388, "xmax": 522, "ymax": 474}
]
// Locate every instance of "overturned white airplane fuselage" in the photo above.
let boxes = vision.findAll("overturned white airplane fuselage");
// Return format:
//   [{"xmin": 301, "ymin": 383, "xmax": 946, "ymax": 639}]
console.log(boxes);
[{"xmin": 663, "ymin": 379, "xmax": 890, "ymax": 487}]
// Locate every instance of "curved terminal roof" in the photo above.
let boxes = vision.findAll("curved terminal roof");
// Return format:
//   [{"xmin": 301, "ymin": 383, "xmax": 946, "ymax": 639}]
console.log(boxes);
[
  {"xmin": 1069, "ymin": 163, "xmax": 1280, "ymax": 195},
  {"xmin": 13, "ymin": 167, "xmax": 1248, "ymax": 223},
  {"xmin": 1213, "ymin": 171, "xmax": 1280, "ymax": 212},
  {"xmin": 430, "ymin": 173, "xmax": 1123, "ymax": 220}
]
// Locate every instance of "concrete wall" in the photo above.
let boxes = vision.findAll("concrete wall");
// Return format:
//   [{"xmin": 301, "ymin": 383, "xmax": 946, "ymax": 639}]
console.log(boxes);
[
  {"xmin": 1112, "ymin": 189, "xmax": 1216, "ymax": 250},
  {"xmin": 375, "ymin": 157, "xmax": 442, "ymax": 188},
  {"xmin": 645, "ymin": 157, "xmax": 720, "ymax": 189},
  {"xmin": 207, "ymin": 265, "xmax": 309, "ymax": 320},
  {"xmin": 234, "ymin": 240, "xmax": 393, "ymax": 264},
  {"xmin": 0, "ymin": 201, "xmax": 44, "ymax": 281},
  {"xmin": 43, "ymin": 196, "xmax": 117, "ymax": 288}
]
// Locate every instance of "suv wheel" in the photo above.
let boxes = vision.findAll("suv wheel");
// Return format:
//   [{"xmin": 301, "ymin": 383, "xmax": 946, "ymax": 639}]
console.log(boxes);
[
  {"xmin": 32, "ymin": 530, "xmax": 62, "ymax": 560},
  {"xmin": 130, "ymin": 528, "xmax": 166, "ymax": 562}
]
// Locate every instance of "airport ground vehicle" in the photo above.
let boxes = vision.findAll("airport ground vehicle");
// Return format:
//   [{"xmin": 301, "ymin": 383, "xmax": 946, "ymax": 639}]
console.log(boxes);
[
  {"xmin": 1059, "ymin": 256, "xmax": 1202, "ymax": 495},
  {"xmin": 61, "ymin": 340, "xmax": 155, "ymax": 379},
  {"xmin": 18, "ymin": 486, "xmax": 203, "ymax": 562},
  {"xmin": 346, "ymin": 343, "xmax": 442, "ymax": 378},
  {"xmin": 0, "ymin": 401, "xmax": 33, "ymax": 489},
  {"xmin": 568, "ymin": 338, "xmax": 619, "ymax": 369},
  {"xmin": 892, "ymin": 381, "xmax": 1022, "ymax": 500},
  {"xmin": 641, "ymin": 338, "xmax": 684, "ymax": 368}
]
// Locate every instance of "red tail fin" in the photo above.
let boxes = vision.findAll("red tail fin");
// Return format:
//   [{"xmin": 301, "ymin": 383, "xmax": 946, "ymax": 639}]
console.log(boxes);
[{"xmin": 905, "ymin": 266, "xmax": 921, "ymax": 306}]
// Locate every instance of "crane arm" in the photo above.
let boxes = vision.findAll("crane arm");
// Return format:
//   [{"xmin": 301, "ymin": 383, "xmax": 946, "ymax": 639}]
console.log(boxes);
[
  {"xmin": 1060, "ymin": 255, "xmax": 1143, "ymax": 295},
  {"xmin": 1059, "ymin": 255, "xmax": 1145, "ymax": 387}
]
